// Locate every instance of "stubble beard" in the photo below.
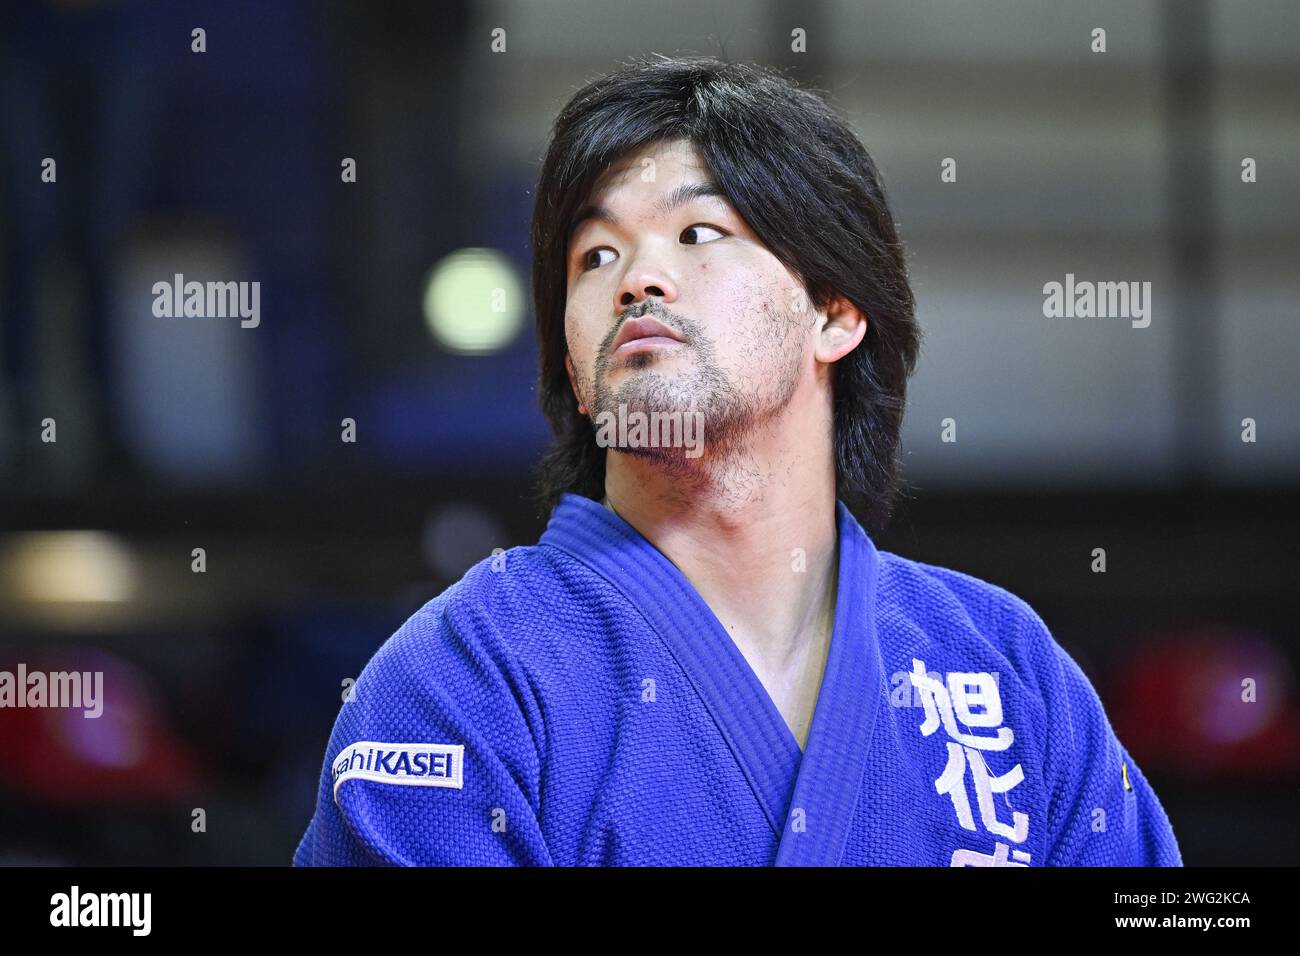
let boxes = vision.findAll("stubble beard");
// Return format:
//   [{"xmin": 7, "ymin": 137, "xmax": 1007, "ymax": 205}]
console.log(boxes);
[{"xmin": 588, "ymin": 319, "xmax": 805, "ymax": 490}]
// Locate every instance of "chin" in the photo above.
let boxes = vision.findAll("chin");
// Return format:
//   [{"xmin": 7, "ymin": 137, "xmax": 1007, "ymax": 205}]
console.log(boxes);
[{"xmin": 614, "ymin": 353, "xmax": 687, "ymax": 376}]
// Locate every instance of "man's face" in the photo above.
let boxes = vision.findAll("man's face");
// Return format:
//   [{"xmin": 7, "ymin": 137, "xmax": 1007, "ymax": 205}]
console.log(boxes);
[{"xmin": 563, "ymin": 138, "xmax": 818, "ymax": 463}]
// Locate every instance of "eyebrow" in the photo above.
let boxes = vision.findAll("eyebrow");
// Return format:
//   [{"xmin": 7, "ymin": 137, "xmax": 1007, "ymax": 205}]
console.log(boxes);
[{"xmin": 569, "ymin": 180, "xmax": 730, "ymax": 243}]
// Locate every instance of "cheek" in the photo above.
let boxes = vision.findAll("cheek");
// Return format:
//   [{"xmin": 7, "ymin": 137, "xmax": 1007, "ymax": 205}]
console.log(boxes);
[
  {"xmin": 563, "ymin": 311, "xmax": 599, "ymax": 379},
  {"xmin": 702, "ymin": 268, "xmax": 807, "ymax": 363}
]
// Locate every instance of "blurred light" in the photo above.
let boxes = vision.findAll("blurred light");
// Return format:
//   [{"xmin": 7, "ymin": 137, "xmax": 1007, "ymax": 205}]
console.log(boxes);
[
  {"xmin": 421, "ymin": 503, "xmax": 505, "ymax": 580},
  {"xmin": 0, "ymin": 532, "xmax": 139, "ymax": 604},
  {"xmin": 56, "ymin": 686, "xmax": 146, "ymax": 770},
  {"xmin": 1112, "ymin": 627, "xmax": 1300, "ymax": 776},
  {"xmin": 422, "ymin": 247, "xmax": 524, "ymax": 354},
  {"xmin": 50, "ymin": 651, "xmax": 155, "ymax": 770},
  {"xmin": 0, "ymin": 649, "xmax": 202, "ymax": 804},
  {"xmin": 1192, "ymin": 634, "xmax": 1288, "ymax": 745}
]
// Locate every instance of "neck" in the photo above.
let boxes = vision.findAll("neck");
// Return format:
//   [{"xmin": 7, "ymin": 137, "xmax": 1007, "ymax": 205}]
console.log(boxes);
[{"xmin": 601, "ymin": 405, "xmax": 840, "ymax": 675}]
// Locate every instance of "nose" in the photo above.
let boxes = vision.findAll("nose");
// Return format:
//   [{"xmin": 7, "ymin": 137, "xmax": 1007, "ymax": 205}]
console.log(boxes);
[{"xmin": 613, "ymin": 249, "xmax": 678, "ymax": 312}]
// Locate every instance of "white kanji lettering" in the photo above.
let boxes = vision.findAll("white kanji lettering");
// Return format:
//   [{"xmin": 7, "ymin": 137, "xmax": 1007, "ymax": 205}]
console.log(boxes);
[
  {"xmin": 910, "ymin": 658, "xmax": 1013, "ymax": 751},
  {"xmin": 951, "ymin": 842, "xmax": 1032, "ymax": 867},
  {"xmin": 934, "ymin": 741, "xmax": 977, "ymax": 830},
  {"xmin": 949, "ymin": 671, "xmax": 1003, "ymax": 728},
  {"xmin": 967, "ymin": 747, "xmax": 1029, "ymax": 842},
  {"xmin": 911, "ymin": 657, "xmax": 1033, "ymax": 863}
]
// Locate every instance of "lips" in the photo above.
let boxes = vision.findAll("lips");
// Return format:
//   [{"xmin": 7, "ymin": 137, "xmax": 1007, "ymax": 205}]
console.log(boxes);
[{"xmin": 611, "ymin": 317, "xmax": 686, "ymax": 353}]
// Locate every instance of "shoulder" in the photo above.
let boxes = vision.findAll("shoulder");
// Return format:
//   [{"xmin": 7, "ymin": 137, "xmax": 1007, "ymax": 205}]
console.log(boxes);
[
  {"xmin": 875, "ymin": 550, "xmax": 1060, "ymax": 669},
  {"xmin": 870, "ymin": 550, "xmax": 1100, "ymax": 749},
  {"xmin": 370, "ymin": 543, "xmax": 575, "ymax": 675},
  {"xmin": 299, "ymin": 553, "xmax": 559, "ymax": 865},
  {"xmin": 347, "ymin": 542, "xmax": 600, "ymax": 740},
  {"xmin": 331, "ymin": 548, "xmax": 564, "ymax": 781}
]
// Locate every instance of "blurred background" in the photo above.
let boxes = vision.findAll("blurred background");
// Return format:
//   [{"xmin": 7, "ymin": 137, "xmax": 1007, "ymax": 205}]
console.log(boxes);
[{"xmin": 0, "ymin": 0, "xmax": 1296, "ymax": 865}]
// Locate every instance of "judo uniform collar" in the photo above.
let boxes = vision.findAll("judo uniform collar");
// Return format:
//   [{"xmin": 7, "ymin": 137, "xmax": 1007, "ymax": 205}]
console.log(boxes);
[{"xmin": 540, "ymin": 492, "xmax": 885, "ymax": 865}]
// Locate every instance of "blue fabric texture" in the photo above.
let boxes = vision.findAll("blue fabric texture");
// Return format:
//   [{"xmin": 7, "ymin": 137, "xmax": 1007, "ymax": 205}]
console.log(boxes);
[{"xmin": 294, "ymin": 492, "xmax": 1182, "ymax": 866}]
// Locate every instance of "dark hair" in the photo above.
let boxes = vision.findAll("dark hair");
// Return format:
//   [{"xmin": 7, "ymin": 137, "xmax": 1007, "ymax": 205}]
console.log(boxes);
[{"xmin": 530, "ymin": 55, "xmax": 920, "ymax": 536}]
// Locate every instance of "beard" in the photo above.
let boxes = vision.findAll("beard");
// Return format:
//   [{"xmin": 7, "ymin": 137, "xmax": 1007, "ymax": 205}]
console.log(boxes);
[{"xmin": 585, "ymin": 303, "xmax": 804, "ymax": 473}]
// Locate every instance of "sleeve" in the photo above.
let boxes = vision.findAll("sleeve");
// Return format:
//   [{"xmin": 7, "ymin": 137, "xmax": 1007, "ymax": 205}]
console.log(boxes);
[
  {"xmin": 1024, "ymin": 611, "xmax": 1183, "ymax": 867},
  {"xmin": 293, "ymin": 593, "xmax": 553, "ymax": 866}
]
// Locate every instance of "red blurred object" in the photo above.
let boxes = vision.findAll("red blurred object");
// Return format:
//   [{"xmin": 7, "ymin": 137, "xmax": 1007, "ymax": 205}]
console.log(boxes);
[
  {"xmin": 1109, "ymin": 627, "xmax": 1300, "ymax": 776},
  {"xmin": 0, "ymin": 649, "xmax": 203, "ymax": 805}
]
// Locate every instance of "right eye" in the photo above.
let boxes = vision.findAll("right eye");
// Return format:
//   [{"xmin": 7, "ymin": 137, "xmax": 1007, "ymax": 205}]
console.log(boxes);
[{"xmin": 580, "ymin": 247, "xmax": 617, "ymax": 271}]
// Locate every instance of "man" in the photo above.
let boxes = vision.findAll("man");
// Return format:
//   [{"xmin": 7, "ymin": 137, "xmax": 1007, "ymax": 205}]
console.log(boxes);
[{"xmin": 294, "ymin": 56, "xmax": 1182, "ymax": 866}]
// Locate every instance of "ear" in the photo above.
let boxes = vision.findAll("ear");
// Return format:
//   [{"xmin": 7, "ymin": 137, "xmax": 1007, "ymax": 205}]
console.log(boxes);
[
  {"xmin": 813, "ymin": 295, "xmax": 868, "ymax": 366},
  {"xmin": 565, "ymin": 351, "xmax": 588, "ymax": 416}
]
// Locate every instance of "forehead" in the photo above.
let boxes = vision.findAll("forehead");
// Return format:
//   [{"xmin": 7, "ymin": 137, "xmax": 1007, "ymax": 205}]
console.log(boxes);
[
  {"xmin": 588, "ymin": 138, "xmax": 709, "ymax": 203},
  {"xmin": 567, "ymin": 140, "xmax": 733, "ymax": 253}
]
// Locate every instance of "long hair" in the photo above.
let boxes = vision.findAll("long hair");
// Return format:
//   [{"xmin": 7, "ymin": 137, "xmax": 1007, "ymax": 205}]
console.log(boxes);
[{"xmin": 530, "ymin": 55, "xmax": 920, "ymax": 536}]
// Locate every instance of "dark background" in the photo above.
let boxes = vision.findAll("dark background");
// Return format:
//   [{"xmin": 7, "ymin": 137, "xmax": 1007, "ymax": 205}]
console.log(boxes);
[{"xmin": 0, "ymin": 0, "xmax": 1296, "ymax": 865}]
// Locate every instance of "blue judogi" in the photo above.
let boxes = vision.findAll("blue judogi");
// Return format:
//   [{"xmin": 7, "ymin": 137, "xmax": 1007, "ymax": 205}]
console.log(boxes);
[{"xmin": 294, "ymin": 492, "xmax": 1182, "ymax": 866}]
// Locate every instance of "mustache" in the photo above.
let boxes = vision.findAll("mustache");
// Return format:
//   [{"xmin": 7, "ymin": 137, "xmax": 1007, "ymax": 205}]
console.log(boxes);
[{"xmin": 603, "ymin": 302, "xmax": 691, "ymax": 356}]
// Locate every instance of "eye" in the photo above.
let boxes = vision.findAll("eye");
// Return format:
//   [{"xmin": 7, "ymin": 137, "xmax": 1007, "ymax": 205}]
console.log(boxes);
[
  {"xmin": 681, "ymin": 224, "xmax": 726, "ymax": 245},
  {"xmin": 580, "ymin": 247, "xmax": 617, "ymax": 272},
  {"xmin": 576, "ymin": 224, "xmax": 725, "ymax": 273}
]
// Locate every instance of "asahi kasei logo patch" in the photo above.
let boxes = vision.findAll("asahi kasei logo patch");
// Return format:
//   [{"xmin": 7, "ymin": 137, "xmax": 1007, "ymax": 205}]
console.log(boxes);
[{"xmin": 331, "ymin": 741, "xmax": 464, "ymax": 801}]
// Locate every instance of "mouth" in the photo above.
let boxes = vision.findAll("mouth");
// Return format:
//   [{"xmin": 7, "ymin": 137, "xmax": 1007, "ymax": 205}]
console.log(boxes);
[{"xmin": 610, "ymin": 317, "xmax": 687, "ymax": 355}]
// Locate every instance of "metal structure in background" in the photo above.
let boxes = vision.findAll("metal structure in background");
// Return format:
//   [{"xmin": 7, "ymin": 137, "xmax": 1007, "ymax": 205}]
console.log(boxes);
[{"xmin": 1163, "ymin": 0, "xmax": 1217, "ymax": 486}]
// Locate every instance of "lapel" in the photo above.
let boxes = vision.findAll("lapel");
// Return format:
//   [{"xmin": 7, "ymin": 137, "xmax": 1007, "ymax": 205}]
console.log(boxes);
[
  {"xmin": 539, "ymin": 493, "xmax": 882, "ymax": 865},
  {"xmin": 772, "ymin": 501, "xmax": 882, "ymax": 865}
]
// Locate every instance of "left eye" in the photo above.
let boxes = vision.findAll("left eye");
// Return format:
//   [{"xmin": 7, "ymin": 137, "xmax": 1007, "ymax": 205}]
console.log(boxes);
[{"xmin": 681, "ymin": 224, "xmax": 726, "ymax": 245}]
